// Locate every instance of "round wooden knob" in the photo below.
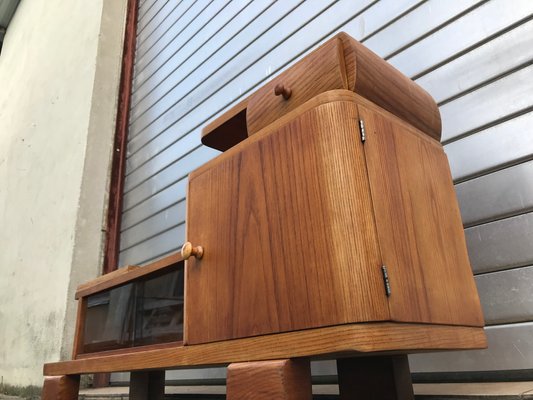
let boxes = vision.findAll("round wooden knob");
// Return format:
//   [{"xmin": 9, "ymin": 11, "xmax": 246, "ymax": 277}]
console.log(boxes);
[
  {"xmin": 181, "ymin": 242, "xmax": 204, "ymax": 260},
  {"xmin": 274, "ymin": 83, "xmax": 292, "ymax": 100}
]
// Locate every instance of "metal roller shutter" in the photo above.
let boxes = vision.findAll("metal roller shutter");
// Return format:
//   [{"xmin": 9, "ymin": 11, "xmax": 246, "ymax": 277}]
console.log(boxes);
[{"xmin": 116, "ymin": 0, "xmax": 533, "ymax": 382}]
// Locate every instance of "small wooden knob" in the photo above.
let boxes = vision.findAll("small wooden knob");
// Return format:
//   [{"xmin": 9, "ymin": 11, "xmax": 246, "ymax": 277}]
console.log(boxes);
[
  {"xmin": 181, "ymin": 242, "xmax": 204, "ymax": 260},
  {"xmin": 274, "ymin": 83, "xmax": 292, "ymax": 100}
]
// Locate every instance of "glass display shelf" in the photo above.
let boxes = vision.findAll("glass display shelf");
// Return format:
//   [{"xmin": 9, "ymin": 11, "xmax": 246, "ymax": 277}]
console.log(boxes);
[{"xmin": 81, "ymin": 265, "xmax": 184, "ymax": 354}]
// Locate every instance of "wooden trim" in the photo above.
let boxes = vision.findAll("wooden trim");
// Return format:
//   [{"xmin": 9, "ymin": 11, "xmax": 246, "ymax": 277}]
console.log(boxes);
[
  {"xmin": 44, "ymin": 323, "xmax": 486, "ymax": 375},
  {"xmin": 76, "ymin": 341, "xmax": 183, "ymax": 360},
  {"xmin": 103, "ymin": 0, "xmax": 139, "ymax": 275},
  {"xmin": 76, "ymin": 265, "xmax": 140, "ymax": 299},
  {"xmin": 71, "ymin": 298, "xmax": 88, "ymax": 358},
  {"xmin": 76, "ymin": 252, "xmax": 183, "ymax": 299}
]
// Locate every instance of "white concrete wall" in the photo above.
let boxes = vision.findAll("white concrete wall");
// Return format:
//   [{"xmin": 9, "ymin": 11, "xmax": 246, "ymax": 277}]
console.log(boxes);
[{"xmin": 0, "ymin": 0, "xmax": 127, "ymax": 386}]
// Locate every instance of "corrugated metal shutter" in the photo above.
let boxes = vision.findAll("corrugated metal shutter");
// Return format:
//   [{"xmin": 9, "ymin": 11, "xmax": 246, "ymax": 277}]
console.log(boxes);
[{"xmin": 118, "ymin": 0, "xmax": 533, "ymax": 380}]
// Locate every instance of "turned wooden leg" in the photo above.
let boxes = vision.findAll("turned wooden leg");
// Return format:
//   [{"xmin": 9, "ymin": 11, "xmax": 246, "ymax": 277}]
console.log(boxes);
[
  {"xmin": 337, "ymin": 355, "xmax": 414, "ymax": 400},
  {"xmin": 129, "ymin": 370, "xmax": 165, "ymax": 400},
  {"xmin": 41, "ymin": 375, "xmax": 80, "ymax": 400},
  {"xmin": 226, "ymin": 359, "xmax": 312, "ymax": 400}
]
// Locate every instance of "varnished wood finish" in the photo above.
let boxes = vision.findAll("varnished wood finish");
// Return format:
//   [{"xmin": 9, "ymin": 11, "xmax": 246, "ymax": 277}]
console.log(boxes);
[
  {"xmin": 75, "ymin": 341, "xmax": 183, "ymax": 360},
  {"xmin": 181, "ymin": 241, "xmax": 204, "ymax": 260},
  {"xmin": 200, "ymin": 90, "xmax": 361, "ymax": 171},
  {"xmin": 274, "ymin": 83, "xmax": 293, "ymax": 100},
  {"xmin": 75, "ymin": 265, "xmax": 139, "ymax": 299},
  {"xmin": 337, "ymin": 32, "xmax": 441, "ymax": 141},
  {"xmin": 337, "ymin": 356, "xmax": 414, "ymax": 400},
  {"xmin": 41, "ymin": 375, "xmax": 80, "ymax": 400},
  {"xmin": 75, "ymin": 252, "xmax": 183, "ymax": 299},
  {"xmin": 129, "ymin": 370, "xmax": 165, "ymax": 400},
  {"xmin": 71, "ymin": 297, "xmax": 87, "ymax": 358},
  {"xmin": 226, "ymin": 359, "xmax": 312, "ymax": 400},
  {"xmin": 359, "ymin": 103, "xmax": 484, "ymax": 327},
  {"xmin": 43, "ymin": 323, "xmax": 487, "ymax": 375},
  {"xmin": 201, "ymin": 33, "xmax": 441, "ymax": 152},
  {"xmin": 246, "ymin": 37, "xmax": 348, "ymax": 136},
  {"xmin": 185, "ymin": 100, "xmax": 388, "ymax": 344}
]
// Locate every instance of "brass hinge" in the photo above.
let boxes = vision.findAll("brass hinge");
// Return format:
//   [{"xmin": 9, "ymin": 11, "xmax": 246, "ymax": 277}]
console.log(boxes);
[
  {"xmin": 381, "ymin": 265, "xmax": 391, "ymax": 297},
  {"xmin": 358, "ymin": 119, "xmax": 366, "ymax": 143}
]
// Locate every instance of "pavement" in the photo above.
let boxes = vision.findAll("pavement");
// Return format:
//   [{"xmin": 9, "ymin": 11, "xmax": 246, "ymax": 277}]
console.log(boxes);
[
  {"xmin": 4, "ymin": 382, "xmax": 533, "ymax": 399},
  {"xmin": 77, "ymin": 382, "xmax": 533, "ymax": 399}
]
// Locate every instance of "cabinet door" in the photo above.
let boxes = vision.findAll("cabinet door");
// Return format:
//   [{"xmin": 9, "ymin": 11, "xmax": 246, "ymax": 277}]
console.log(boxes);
[
  {"xmin": 185, "ymin": 102, "xmax": 390, "ymax": 345},
  {"xmin": 359, "ymin": 104, "xmax": 484, "ymax": 327}
]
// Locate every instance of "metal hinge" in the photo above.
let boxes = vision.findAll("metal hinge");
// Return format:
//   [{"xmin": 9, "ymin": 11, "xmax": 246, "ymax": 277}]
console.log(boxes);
[
  {"xmin": 381, "ymin": 265, "xmax": 391, "ymax": 297},
  {"xmin": 358, "ymin": 119, "xmax": 366, "ymax": 143}
]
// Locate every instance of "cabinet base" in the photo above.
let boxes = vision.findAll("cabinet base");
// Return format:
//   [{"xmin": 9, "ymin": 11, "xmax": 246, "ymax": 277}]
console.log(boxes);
[{"xmin": 44, "ymin": 322, "xmax": 486, "ymax": 376}]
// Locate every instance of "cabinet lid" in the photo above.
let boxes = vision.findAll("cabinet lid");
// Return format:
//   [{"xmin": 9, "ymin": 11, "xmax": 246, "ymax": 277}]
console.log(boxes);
[{"xmin": 201, "ymin": 32, "xmax": 441, "ymax": 152}]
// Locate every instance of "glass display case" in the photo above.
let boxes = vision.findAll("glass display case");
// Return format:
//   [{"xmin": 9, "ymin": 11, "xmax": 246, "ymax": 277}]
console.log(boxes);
[{"xmin": 79, "ymin": 261, "xmax": 184, "ymax": 355}]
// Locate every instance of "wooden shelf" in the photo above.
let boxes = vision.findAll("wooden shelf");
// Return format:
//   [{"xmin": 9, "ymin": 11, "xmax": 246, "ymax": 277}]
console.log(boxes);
[{"xmin": 44, "ymin": 322, "xmax": 486, "ymax": 375}]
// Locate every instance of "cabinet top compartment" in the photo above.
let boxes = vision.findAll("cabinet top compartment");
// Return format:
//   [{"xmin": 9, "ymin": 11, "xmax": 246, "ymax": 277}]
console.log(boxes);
[{"xmin": 201, "ymin": 32, "xmax": 441, "ymax": 152}]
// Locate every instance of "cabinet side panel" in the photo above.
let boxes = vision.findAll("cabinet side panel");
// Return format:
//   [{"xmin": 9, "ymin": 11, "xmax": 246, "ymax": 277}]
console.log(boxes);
[
  {"xmin": 360, "ymin": 104, "xmax": 484, "ymax": 327},
  {"xmin": 185, "ymin": 101, "xmax": 389, "ymax": 344}
]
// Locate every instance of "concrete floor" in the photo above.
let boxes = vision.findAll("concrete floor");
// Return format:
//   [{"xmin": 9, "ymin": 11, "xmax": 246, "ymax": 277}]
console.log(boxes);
[
  {"xmin": 75, "ymin": 382, "xmax": 533, "ymax": 399},
  {"xmin": 4, "ymin": 382, "xmax": 533, "ymax": 399}
]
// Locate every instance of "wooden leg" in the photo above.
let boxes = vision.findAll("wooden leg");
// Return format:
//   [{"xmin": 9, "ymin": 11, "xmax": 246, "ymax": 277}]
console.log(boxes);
[
  {"xmin": 337, "ymin": 355, "xmax": 414, "ymax": 400},
  {"xmin": 129, "ymin": 370, "xmax": 165, "ymax": 400},
  {"xmin": 92, "ymin": 372, "xmax": 110, "ymax": 388},
  {"xmin": 227, "ymin": 359, "xmax": 312, "ymax": 400},
  {"xmin": 41, "ymin": 375, "xmax": 80, "ymax": 400}
]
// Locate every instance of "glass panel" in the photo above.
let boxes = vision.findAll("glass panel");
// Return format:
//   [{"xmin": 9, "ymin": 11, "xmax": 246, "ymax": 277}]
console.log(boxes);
[
  {"xmin": 82, "ymin": 266, "xmax": 184, "ymax": 354},
  {"xmin": 83, "ymin": 283, "xmax": 135, "ymax": 353},
  {"xmin": 134, "ymin": 268, "xmax": 184, "ymax": 346}
]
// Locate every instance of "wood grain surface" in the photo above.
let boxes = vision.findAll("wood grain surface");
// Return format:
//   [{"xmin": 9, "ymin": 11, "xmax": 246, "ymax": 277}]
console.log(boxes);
[
  {"xmin": 41, "ymin": 375, "xmax": 80, "ymax": 400},
  {"xmin": 75, "ymin": 341, "xmax": 183, "ymax": 360},
  {"xmin": 185, "ymin": 100, "xmax": 388, "ymax": 344},
  {"xmin": 75, "ymin": 252, "xmax": 183, "ymax": 299},
  {"xmin": 226, "ymin": 359, "xmax": 312, "ymax": 400},
  {"xmin": 44, "ymin": 323, "xmax": 486, "ymax": 375},
  {"xmin": 198, "ymin": 90, "xmax": 360, "ymax": 170},
  {"xmin": 246, "ymin": 37, "xmax": 348, "ymax": 135},
  {"xmin": 201, "ymin": 32, "xmax": 441, "ymax": 152},
  {"xmin": 337, "ymin": 32, "xmax": 441, "ymax": 141},
  {"xmin": 359, "ymin": 103, "xmax": 484, "ymax": 327},
  {"xmin": 71, "ymin": 297, "xmax": 87, "ymax": 358}
]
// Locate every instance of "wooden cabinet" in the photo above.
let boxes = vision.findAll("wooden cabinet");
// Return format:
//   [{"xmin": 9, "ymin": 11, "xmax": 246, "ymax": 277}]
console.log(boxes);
[
  {"xmin": 186, "ymin": 86, "xmax": 483, "ymax": 344},
  {"xmin": 182, "ymin": 32, "xmax": 484, "ymax": 348},
  {"xmin": 185, "ymin": 100, "xmax": 389, "ymax": 345},
  {"xmin": 43, "ymin": 34, "xmax": 486, "ymax": 395}
]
